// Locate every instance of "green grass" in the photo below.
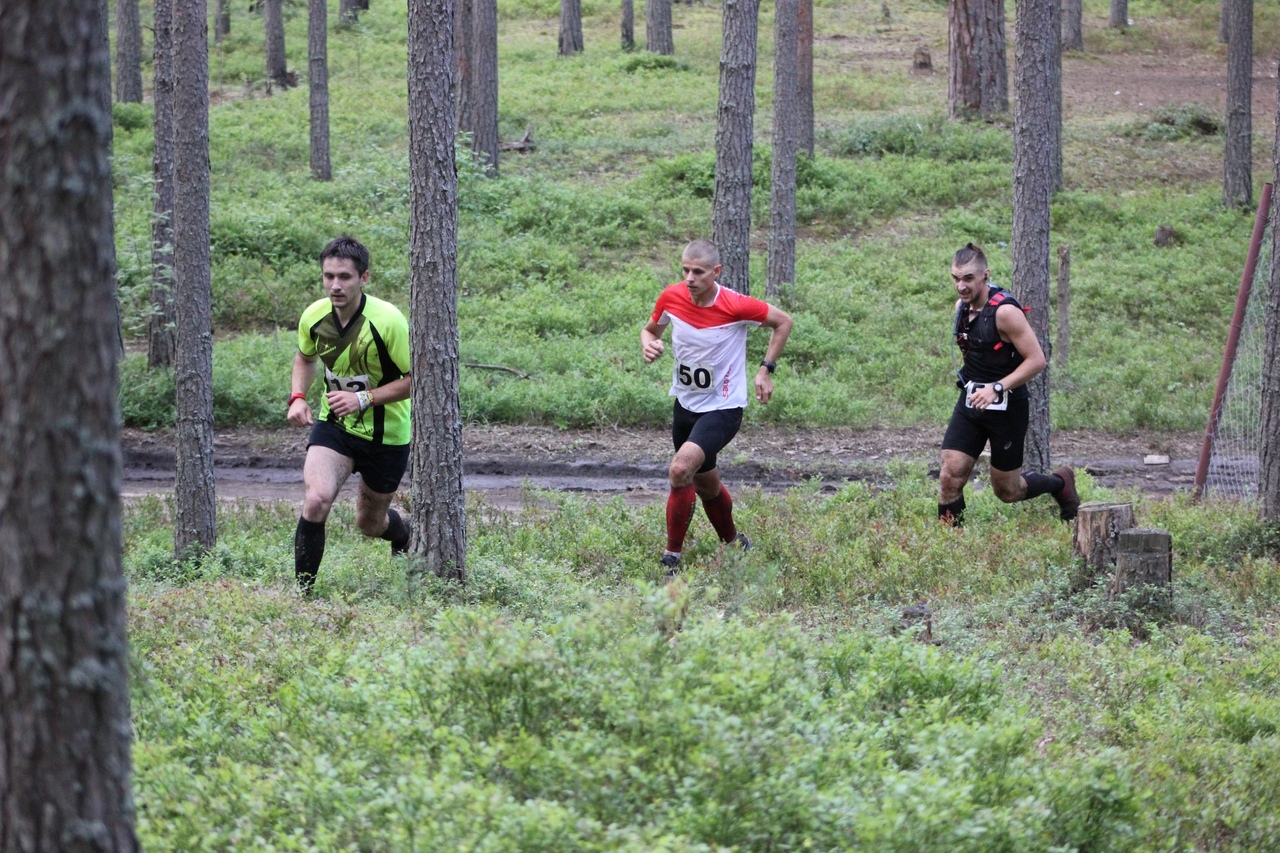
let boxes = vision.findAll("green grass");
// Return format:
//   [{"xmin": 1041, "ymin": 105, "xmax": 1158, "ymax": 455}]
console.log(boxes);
[
  {"xmin": 124, "ymin": 478, "xmax": 1280, "ymax": 850},
  {"xmin": 109, "ymin": 0, "xmax": 1280, "ymax": 433}
]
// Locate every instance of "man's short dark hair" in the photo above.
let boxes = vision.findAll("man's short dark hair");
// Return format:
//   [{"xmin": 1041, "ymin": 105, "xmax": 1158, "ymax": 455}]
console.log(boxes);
[
  {"xmin": 320, "ymin": 234, "xmax": 370, "ymax": 276},
  {"xmin": 953, "ymin": 241, "xmax": 987, "ymax": 269}
]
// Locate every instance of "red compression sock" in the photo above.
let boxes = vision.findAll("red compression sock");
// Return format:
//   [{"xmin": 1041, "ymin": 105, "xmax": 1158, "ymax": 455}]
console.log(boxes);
[
  {"xmin": 701, "ymin": 485, "xmax": 737, "ymax": 543},
  {"xmin": 666, "ymin": 485, "xmax": 697, "ymax": 553}
]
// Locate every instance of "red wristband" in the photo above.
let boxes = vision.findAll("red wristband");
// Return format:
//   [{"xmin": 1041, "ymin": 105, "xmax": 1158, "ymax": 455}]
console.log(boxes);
[{"xmin": 287, "ymin": 392, "xmax": 307, "ymax": 407}]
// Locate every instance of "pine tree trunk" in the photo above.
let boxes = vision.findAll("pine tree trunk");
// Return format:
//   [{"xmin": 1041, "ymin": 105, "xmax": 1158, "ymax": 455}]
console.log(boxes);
[
  {"xmin": 172, "ymin": 0, "xmax": 217, "ymax": 560},
  {"xmin": 948, "ymin": 0, "xmax": 1008, "ymax": 120},
  {"xmin": 408, "ymin": 0, "xmax": 468, "ymax": 581},
  {"xmin": 646, "ymin": 0, "xmax": 674, "ymax": 54},
  {"xmin": 215, "ymin": 0, "xmax": 231, "ymax": 41},
  {"xmin": 150, "ymin": 0, "xmax": 177, "ymax": 369},
  {"xmin": 1259, "ymin": 84, "xmax": 1280, "ymax": 522},
  {"xmin": 712, "ymin": 0, "xmax": 760, "ymax": 295},
  {"xmin": 115, "ymin": 0, "xmax": 144, "ymax": 102},
  {"xmin": 1061, "ymin": 0, "xmax": 1083, "ymax": 51},
  {"xmin": 340, "ymin": 0, "xmax": 359, "ymax": 25},
  {"xmin": 767, "ymin": 0, "xmax": 799, "ymax": 300},
  {"xmin": 309, "ymin": 0, "xmax": 332, "ymax": 180},
  {"xmin": 1223, "ymin": 0, "xmax": 1252, "ymax": 208},
  {"xmin": 622, "ymin": 0, "xmax": 635, "ymax": 50},
  {"xmin": 458, "ymin": 0, "xmax": 500, "ymax": 174},
  {"xmin": 560, "ymin": 0, "xmax": 585, "ymax": 55},
  {"xmin": 1220, "ymin": 0, "xmax": 1229, "ymax": 42},
  {"xmin": 1013, "ymin": 0, "xmax": 1055, "ymax": 475},
  {"xmin": 264, "ymin": 0, "xmax": 290, "ymax": 89},
  {"xmin": 0, "ymin": 1, "xmax": 138, "ymax": 847},
  {"xmin": 797, "ymin": 0, "xmax": 814, "ymax": 157},
  {"xmin": 1109, "ymin": 0, "xmax": 1127, "ymax": 28}
]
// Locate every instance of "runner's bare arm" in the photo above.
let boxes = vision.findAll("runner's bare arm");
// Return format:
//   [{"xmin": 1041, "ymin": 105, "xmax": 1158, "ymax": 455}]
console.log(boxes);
[
  {"xmin": 288, "ymin": 351, "xmax": 319, "ymax": 426},
  {"xmin": 754, "ymin": 305, "xmax": 793, "ymax": 404},
  {"xmin": 641, "ymin": 319, "xmax": 667, "ymax": 363},
  {"xmin": 325, "ymin": 374, "xmax": 413, "ymax": 416}
]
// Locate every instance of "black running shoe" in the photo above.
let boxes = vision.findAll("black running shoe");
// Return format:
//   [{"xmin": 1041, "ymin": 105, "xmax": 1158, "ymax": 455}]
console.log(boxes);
[
  {"xmin": 734, "ymin": 532, "xmax": 751, "ymax": 552},
  {"xmin": 660, "ymin": 553, "xmax": 681, "ymax": 581}
]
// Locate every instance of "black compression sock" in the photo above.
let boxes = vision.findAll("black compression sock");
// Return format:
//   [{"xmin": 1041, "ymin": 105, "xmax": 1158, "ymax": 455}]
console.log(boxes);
[
  {"xmin": 1022, "ymin": 472, "xmax": 1065, "ymax": 500},
  {"xmin": 938, "ymin": 496, "xmax": 966, "ymax": 527},
  {"xmin": 381, "ymin": 508, "xmax": 411, "ymax": 555},
  {"xmin": 295, "ymin": 517, "xmax": 326, "ymax": 592}
]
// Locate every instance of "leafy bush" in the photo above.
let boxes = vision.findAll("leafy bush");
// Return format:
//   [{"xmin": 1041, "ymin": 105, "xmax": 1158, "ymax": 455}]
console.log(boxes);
[{"xmin": 1124, "ymin": 103, "xmax": 1221, "ymax": 141}]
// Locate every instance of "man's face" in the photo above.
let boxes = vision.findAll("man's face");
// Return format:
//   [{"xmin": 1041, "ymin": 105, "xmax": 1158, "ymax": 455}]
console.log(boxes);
[
  {"xmin": 681, "ymin": 254, "xmax": 721, "ymax": 302},
  {"xmin": 951, "ymin": 261, "xmax": 988, "ymax": 307},
  {"xmin": 322, "ymin": 257, "xmax": 367, "ymax": 312}
]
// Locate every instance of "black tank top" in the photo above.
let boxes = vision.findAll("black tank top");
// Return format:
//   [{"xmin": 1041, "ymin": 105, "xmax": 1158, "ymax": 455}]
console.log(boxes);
[{"xmin": 955, "ymin": 286, "xmax": 1029, "ymax": 399}]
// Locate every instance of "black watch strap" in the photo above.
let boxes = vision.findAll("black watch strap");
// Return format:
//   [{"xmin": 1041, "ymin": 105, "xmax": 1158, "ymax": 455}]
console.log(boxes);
[{"xmin": 760, "ymin": 360, "xmax": 777, "ymax": 374}]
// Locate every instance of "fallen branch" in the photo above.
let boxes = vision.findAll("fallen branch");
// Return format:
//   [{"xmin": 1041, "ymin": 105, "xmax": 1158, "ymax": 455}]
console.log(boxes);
[
  {"xmin": 464, "ymin": 362, "xmax": 531, "ymax": 379},
  {"xmin": 499, "ymin": 126, "xmax": 536, "ymax": 152}
]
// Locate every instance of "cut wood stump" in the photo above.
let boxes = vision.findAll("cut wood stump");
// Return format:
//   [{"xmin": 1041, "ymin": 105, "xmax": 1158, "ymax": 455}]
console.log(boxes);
[
  {"xmin": 1071, "ymin": 501, "xmax": 1135, "ymax": 591},
  {"xmin": 1109, "ymin": 527, "xmax": 1172, "ymax": 607}
]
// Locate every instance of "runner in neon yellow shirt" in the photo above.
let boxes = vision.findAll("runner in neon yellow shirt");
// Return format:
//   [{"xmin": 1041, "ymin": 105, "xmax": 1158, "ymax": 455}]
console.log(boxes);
[{"xmin": 286, "ymin": 235, "xmax": 412, "ymax": 593}]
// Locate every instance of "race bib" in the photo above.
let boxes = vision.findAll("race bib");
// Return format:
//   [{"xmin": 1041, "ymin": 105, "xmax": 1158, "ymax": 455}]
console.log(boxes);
[
  {"xmin": 964, "ymin": 381, "xmax": 1008, "ymax": 411},
  {"xmin": 325, "ymin": 368, "xmax": 371, "ymax": 394}
]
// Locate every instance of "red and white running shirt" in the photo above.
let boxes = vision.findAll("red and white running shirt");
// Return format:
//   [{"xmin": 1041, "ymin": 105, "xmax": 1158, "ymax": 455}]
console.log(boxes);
[{"xmin": 650, "ymin": 282, "xmax": 770, "ymax": 412}]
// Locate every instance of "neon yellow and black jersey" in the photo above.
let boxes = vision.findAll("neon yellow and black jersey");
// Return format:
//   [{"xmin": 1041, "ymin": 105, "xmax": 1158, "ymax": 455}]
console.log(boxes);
[{"xmin": 297, "ymin": 293, "xmax": 411, "ymax": 445}]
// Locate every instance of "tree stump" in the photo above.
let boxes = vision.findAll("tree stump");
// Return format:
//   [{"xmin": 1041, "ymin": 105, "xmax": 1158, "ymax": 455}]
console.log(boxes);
[
  {"xmin": 1071, "ymin": 501, "xmax": 1135, "ymax": 591},
  {"xmin": 1109, "ymin": 528, "xmax": 1172, "ymax": 607}
]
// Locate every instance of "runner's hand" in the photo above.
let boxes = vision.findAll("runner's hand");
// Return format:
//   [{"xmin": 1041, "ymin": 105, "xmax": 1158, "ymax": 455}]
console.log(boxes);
[
  {"xmin": 642, "ymin": 338, "xmax": 665, "ymax": 363},
  {"xmin": 287, "ymin": 397, "xmax": 313, "ymax": 427},
  {"xmin": 755, "ymin": 368, "xmax": 774, "ymax": 404}
]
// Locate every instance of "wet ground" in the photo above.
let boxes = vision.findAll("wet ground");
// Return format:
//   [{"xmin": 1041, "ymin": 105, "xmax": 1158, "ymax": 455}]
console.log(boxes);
[{"xmin": 121, "ymin": 425, "xmax": 1204, "ymax": 507}]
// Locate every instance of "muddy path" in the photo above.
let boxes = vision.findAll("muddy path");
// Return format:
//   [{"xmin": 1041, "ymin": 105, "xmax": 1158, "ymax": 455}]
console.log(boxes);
[{"xmin": 122, "ymin": 425, "xmax": 1204, "ymax": 506}]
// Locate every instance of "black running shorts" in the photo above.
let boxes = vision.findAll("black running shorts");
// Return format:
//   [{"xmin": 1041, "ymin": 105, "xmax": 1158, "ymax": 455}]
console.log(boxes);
[
  {"xmin": 941, "ymin": 393, "xmax": 1030, "ymax": 472},
  {"xmin": 308, "ymin": 420, "xmax": 410, "ymax": 494},
  {"xmin": 672, "ymin": 401, "xmax": 744, "ymax": 474}
]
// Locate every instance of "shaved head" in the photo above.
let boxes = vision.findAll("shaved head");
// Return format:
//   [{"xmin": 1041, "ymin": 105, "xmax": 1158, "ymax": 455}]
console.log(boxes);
[{"xmin": 682, "ymin": 239, "xmax": 720, "ymax": 267}]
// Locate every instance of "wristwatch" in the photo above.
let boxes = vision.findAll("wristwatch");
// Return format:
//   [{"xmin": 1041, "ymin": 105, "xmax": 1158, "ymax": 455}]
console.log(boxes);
[
  {"xmin": 760, "ymin": 360, "xmax": 777, "ymax": 374},
  {"xmin": 992, "ymin": 382, "xmax": 1005, "ymax": 396}
]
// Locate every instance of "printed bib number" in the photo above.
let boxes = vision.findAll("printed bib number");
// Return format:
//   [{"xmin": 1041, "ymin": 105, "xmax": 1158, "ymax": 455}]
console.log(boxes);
[
  {"xmin": 326, "ymin": 368, "xmax": 371, "ymax": 394},
  {"xmin": 964, "ymin": 381, "xmax": 1008, "ymax": 411},
  {"xmin": 677, "ymin": 362, "xmax": 714, "ymax": 390}
]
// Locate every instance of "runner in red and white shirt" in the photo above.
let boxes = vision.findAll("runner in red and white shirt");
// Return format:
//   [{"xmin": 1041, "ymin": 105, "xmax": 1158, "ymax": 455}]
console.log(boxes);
[{"xmin": 641, "ymin": 239, "xmax": 793, "ymax": 579}]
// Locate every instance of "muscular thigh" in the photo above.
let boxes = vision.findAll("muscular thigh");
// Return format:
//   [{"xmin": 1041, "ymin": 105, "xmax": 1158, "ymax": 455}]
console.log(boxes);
[{"xmin": 303, "ymin": 444, "xmax": 354, "ymax": 505}]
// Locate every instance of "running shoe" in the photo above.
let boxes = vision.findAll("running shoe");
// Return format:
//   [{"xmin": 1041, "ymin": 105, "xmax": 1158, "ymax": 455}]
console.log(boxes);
[{"xmin": 1053, "ymin": 466, "xmax": 1080, "ymax": 522}]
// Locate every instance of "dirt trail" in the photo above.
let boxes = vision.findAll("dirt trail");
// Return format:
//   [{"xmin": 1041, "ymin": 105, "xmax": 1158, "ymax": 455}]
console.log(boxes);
[{"xmin": 122, "ymin": 425, "xmax": 1203, "ymax": 506}]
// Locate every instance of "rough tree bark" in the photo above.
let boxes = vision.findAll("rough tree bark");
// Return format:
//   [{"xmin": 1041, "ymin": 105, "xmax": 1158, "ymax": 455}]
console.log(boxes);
[
  {"xmin": 1220, "ymin": 0, "xmax": 1228, "ymax": 43},
  {"xmin": 1223, "ymin": 0, "xmax": 1252, "ymax": 208},
  {"xmin": 0, "ymin": 1, "xmax": 138, "ymax": 848},
  {"xmin": 560, "ymin": 0, "xmax": 585, "ymax": 55},
  {"xmin": 622, "ymin": 0, "xmax": 635, "ymax": 50},
  {"xmin": 264, "ymin": 0, "xmax": 291, "ymax": 89},
  {"xmin": 1260, "ymin": 75, "xmax": 1280, "ymax": 522},
  {"xmin": 797, "ymin": 0, "xmax": 814, "ymax": 157},
  {"xmin": 116, "ymin": 0, "xmax": 144, "ymax": 102},
  {"xmin": 408, "ymin": 0, "xmax": 468, "ymax": 580},
  {"xmin": 460, "ymin": 0, "xmax": 499, "ymax": 172},
  {"xmin": 1013, "ymin": 0, "xmax": 1056, "ymax": 474},
  {"xmin": 1109, "ymin": 0, "xmax": 1127, "ymax": 28},
  {"xmin": 646, "ymin": 0, "xmax": 674, "ymax": 55},
  {"xmin": 215, "ymin": 0, "xmax": 231, "ymax": 41},
  {"xmin": 150, "ymin": 0, "xmax": 177, "ymax": 369},
  {"xmin": 309, "ymin": 0, "xmax": 332, "ymax": 180},
  {"xmin": 173, "ymin": 0, "xmax": 217, "ymax": 559},
  {"xmin": 1061, "ymin": 0, "xmax": 1083, "ymax": 51},
  {"xmin": 712, "ymin": 0, "xmax": 761, "ymax": 295},
  {"xmin": 340, "ymin": 0, "xmax": 359, "ymax": 25},
  {"xmin": 767, "ymin": 0, "xmax": 799, "ymax": 300},
  {"xmin": 948, "ymin": 0, "xmax": 1008, "ymax": 120}
]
